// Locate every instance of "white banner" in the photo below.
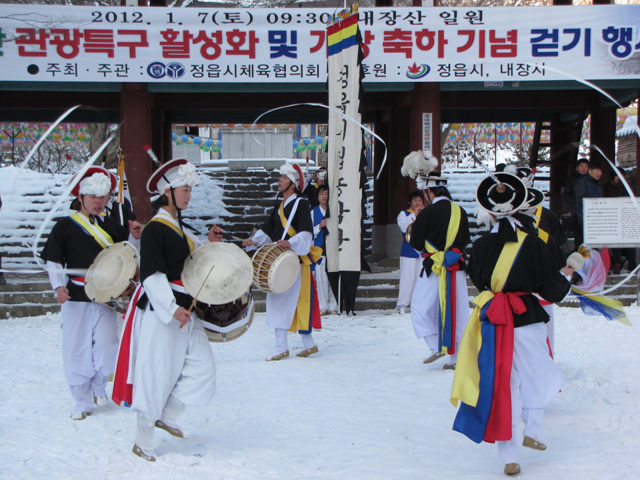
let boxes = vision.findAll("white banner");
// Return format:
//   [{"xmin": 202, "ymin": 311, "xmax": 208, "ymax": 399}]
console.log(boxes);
[
  {"xmin": 326, "ymin": 13, "xmax": 363, "ymax": 274},
  {"xmin": 0, "ymin": 5, "xmax": 638, "ymax": 83}
]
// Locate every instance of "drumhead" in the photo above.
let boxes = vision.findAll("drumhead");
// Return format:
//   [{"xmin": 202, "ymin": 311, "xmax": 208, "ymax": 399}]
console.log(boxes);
[
  {"xmin": 85, "ymin": 242, "xmax": 139, "ymax": 304},
  {"xmin": 251, "ymin": 243, "xmax": 300, "ymax": 294},
  {"xmin": 182, "ymin": 242, "xmax": 253, "ymax": 305},
  {"xmin": 267, "ymin": 250, "xmax": 300, "ymax": 294}
]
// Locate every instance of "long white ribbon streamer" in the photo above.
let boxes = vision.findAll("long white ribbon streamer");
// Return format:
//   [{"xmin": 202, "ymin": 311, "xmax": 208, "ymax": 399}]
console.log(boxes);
[
  {"xmin": 29, "ymin": 134, "xmax": 117, "ymax": 272},
  {"xmin": 251, "ymin": 102, "xmax": 388, "ymax": 180},
  {"xmin": 11, "ymin": 105, "xmax": 82, "ymax": 191}
]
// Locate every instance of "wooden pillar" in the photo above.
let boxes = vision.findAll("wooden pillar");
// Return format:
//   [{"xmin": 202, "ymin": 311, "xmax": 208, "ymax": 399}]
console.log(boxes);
[
  {"xmin": 549, "ymin": 114, "xmax": 581, "ymax": 213},
  {"xmin": 120, "ymin": 83, "xmax": 154, "ymax": 222},
  {"xmin": 410, "ymin": 82, "xmax": 441, "ymax": 160},
  {"xmin": 590, "ymin": 105, "xmax": 617, "ymax": 184}
]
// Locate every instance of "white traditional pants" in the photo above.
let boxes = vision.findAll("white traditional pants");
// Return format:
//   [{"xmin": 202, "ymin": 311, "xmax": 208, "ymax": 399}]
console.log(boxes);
[
  {"xmin": 496, "ymin": 322, "xmax": 563, "ymax": 465},
  {"xmin": 410, "ymin": 270, "xmax": 470, "ymax": 363},
  {"xmin": 314, "ymin": 257, "xmax": 338, "ymax": 313},
  {"xmin": 397, "ymin": 256, "xmax": 422, "ymax": 309},
  {"xmin": 60, "ymin": 301, "xmax": 119, "ymax": 413}
]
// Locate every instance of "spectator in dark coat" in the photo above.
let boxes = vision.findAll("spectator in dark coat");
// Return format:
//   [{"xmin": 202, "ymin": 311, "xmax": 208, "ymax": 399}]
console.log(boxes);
[{"xmin": 574, "ymin": 164, "xmax": 603, "ymax": 249}]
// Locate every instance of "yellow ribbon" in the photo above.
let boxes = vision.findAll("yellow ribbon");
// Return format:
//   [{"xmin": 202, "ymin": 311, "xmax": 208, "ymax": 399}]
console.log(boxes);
[
  {"xmin": 571, "ymin": 287, "xmax": 632, "ymax": 326},
  {"xmin": 534, "ymin": 205, "xmax": 549, "ymax": 243},
  {"xmin": 289, "ymin": 245, "xmax": 323, "ymax": 333},
  {"xmin": 451, "ymin": 229, "xmax": 526, "ymax": 407},
  {"xmin": 69, "ymin": 212, "xmax": 114, "ymax": 249},
  {"xmin": 423, "ymin": 202, "xmax": 461, "ymax": 353},
  {"xmin": 150, "ymin": 216, "xmax": 195, "ymax": 252},
  {"xmin": 279, "ymin": 200, "xmax": 298, "ymax": 238}
]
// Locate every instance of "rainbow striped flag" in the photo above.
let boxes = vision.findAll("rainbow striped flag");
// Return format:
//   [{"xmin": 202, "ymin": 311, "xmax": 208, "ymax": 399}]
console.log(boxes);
[{"xmin": 327, "ymin": 7, "xmax": 359, "ymax": 56}]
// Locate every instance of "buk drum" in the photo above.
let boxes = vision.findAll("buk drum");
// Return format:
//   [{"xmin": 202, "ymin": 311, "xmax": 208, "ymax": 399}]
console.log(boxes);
[
  {"xmin": 251, "ymin": 243, "xmax": 301, "ymax": 294},
  {"xmin": 196, "ymin": 291, "xmax": 255, "ymax": 343},
  {"xmin": 181, "ymin": 242, "xmax": 253, "ymax": 305},
  {"xmin": 85, "ymin": 241, "xmax": 139, "ymax": 304}
]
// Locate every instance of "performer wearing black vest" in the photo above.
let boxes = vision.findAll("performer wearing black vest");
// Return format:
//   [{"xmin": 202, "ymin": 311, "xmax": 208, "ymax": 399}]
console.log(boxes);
[
  {"xmin": 451, "ymin": 172, "xmax": 574, "ymax": 476},
  {"xmin": 113, "ymin": 158, "xmax": 223, "ymax": 462},
  {"xmin": 409, "ymin": 172, "xmax": 470, "ymax": 370},
  {"xmin": 243, "ymin": 164, "xmax": 321, "ymax": 360},
  {"xmin": 41, "ymin": 167, "xmax": 131, "ymax": 420}
]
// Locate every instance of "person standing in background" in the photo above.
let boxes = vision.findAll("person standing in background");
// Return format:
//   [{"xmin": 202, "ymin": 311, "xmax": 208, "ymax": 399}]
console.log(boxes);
[
  {"xmin": 311, "ymin": 184, "xmax": 338, "ymax": 315},
  {"xmin": 395, "ymin": 190, "xmax": 425, "ymax": 314}
]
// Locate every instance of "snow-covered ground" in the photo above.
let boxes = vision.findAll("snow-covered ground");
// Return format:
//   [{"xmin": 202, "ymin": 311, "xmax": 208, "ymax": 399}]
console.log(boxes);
[{"xmin": 0, "ymin": 307, "xmax": 638, "ymax": 480}]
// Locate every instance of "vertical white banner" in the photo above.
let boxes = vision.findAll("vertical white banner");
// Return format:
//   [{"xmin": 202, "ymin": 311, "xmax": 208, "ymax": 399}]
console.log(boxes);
[{"xmin": 326, "ymin": 15, "xmax": 363, "ymax": 274}]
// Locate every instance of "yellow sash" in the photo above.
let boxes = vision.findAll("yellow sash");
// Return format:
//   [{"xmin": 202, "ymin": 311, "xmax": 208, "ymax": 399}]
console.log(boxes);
[
  {"xmin": 151, "ymin": 216, "xmax": 195, "ymax": 252},
  {"xmin": 451, "ymin": 229, "xmax": 526, "ymax": 407},
  {"xmin": 534, "ymin": 205, "xmax": 549, "ymax": 243},
  {"xmin": 69, "ymin": 212, "xmax": 114, "ymax": 249},
  {"xmin": 289, "ymin": 246, "xmax": 323, "ymax": 333},
  {"xmin": 423, "ymin": 202, "xmax": 461, "ymax": 351},
  {"xmin": 278, "ymin": 200, "xmax": 298, "ymax": 238}
]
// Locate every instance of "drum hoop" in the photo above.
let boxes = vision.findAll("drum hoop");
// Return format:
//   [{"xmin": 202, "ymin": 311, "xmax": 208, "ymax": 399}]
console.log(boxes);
[{"xmin": 203, "ymin": 298, "xmax": 255, "ymax": 343}]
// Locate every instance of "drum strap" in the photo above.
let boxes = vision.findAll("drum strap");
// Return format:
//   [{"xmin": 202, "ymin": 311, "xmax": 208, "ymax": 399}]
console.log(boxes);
[
  {"xmin": 69, "ymin": 212, "xmax": 114, "ymax": 249},
  {"xmin": 278, "ymin": 198, "xmax": 301, "ymax": 240}
]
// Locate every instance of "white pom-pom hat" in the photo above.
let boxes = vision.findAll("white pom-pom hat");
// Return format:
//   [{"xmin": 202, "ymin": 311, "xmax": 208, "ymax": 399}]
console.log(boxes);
[
  {"xmin": 71, "ymin": 166, "xmax": 116, "ymax": 197},
  {"xmin": 147, "ymin": 158, "xmax": 199, "ymax": 195}
]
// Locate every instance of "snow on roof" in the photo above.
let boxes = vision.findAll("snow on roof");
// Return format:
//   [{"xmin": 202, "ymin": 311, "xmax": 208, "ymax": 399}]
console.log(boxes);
[{"xmin": 617, "ymin": 116, "xmax": 639, "ymax": 137}]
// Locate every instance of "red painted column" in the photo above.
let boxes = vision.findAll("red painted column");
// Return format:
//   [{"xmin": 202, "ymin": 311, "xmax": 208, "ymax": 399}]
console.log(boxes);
[
  {"xmin": 120, "ymin": 83, "xmax": 153, "ymax": 222},
  {"xmin": 410, "ymin": 82, "xmax": 442, "ymax": 164}
]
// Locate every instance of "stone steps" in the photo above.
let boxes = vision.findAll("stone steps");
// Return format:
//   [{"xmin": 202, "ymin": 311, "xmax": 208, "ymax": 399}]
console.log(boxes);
[{"xmin": 2, "ymin": 269, "xmax": 637, "ymax": 319}]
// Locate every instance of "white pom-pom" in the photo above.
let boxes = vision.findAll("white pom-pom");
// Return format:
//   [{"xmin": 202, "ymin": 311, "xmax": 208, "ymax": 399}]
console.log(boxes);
[
  {"xmin": 475, "ymin": 208, "xmax": 495, "ymax": 229},
  {"xmin": 401, "ymin": 151, "xmax": 438, "ymax": 179},
  {"xmin": 504, "ymin": 165, "xmax": 518, "ymax": 175},
  {"xmin": 566, "ymin": 252, "xmax": 586, "ymax": 270}
]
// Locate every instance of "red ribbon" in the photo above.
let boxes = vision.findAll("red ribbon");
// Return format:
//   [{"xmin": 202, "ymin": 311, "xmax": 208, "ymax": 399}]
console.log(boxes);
[{"xmin": 483, "ymin": 291, "xmax": 528, "ymax": 442}]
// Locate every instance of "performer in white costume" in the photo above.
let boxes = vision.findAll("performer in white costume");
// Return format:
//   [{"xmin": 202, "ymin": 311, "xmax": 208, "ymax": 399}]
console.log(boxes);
[
  {"xmin": 41, "ymin": 167, "xmax": 131, "ymax": 420},
  {"xmin": 395, "ymin": 190, "xmax": 425, "ymax": 314},
  {"xmin": 243, "ymin": 164, "xmax": 321, "ymax": 360},
  {"xmin": 113, "ymin": 158, "xmax": 222, "ymax": 462},
  {"xmin": 311, "ymin": 184, "xmax": 338, "ymax": 315},
  {"xmin": 401, "ymin": 151, "xmax": 470, "ymax": 369}
]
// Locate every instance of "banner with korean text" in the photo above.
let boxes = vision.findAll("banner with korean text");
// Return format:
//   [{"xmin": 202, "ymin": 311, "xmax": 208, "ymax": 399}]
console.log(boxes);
[
  {"xmin": 326, "ymin": 7, "xmax": 365, "ymax": 313},
  {"xmin": 0, "ymin": 5, "xmax": 638, "ymax": 83}
]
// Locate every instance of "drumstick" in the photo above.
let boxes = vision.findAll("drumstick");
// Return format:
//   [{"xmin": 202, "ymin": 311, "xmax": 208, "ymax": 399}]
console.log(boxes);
[
  {"xmin": 181, "ymin": 263, "xmax": 216, "ymax": 328},
  {"xmin": 221, "ymin": 231, "xmax": 258, "ymax": 246},
  {"xmin": 221, "ymin": 231, "xmax": 249, "ymax": 242}
]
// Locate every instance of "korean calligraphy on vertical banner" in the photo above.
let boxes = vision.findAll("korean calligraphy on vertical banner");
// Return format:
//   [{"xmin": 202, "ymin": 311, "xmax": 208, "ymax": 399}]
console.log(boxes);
[
  {"xmin": 326, "ymin": 7, "xmax": 363, "ymax": 274},
  {"xmin": 0, "ymin": 5, "xmax": 638, "ymax": 83}
]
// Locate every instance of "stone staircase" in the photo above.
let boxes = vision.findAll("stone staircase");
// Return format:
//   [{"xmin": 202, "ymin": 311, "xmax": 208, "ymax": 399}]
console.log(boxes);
[
  {"xmin": 2, "ymin": 264, "xmax": 637, "ymax": 319},
  {"xmin": 1, "ymin": 167, "xmax": 637, "ymax": 318}
]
